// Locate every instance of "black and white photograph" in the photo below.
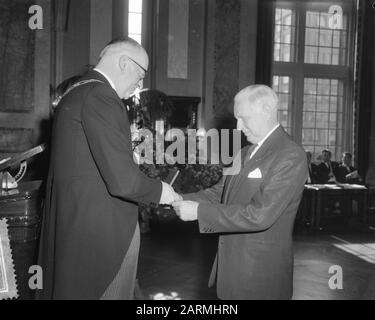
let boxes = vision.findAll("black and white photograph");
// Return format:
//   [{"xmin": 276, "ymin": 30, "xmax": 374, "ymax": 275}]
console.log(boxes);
[{"xmin": 0, "ymin": 0, "xmax": 375, "ymax": 305}]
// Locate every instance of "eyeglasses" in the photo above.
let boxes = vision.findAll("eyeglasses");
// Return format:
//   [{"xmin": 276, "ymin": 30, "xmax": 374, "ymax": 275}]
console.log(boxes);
[{"xmin": 126, "ymin": 56, "xmax": 147, "ymax": 75}]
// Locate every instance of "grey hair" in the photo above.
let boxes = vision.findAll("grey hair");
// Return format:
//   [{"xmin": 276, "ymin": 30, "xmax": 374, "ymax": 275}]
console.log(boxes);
[
  {"xmin": 235, "ymin": 85, "xmax": 279, "ymax": 111},
  {"xmin": 98, "ymin": 37, "xmax": 143, "ymax": 61}
]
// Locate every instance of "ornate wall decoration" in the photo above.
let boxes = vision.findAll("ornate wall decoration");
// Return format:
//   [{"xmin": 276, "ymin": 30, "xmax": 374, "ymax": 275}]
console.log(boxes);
[
  {"xmin": 0, "ymin": 0, "xmax": 36, "ymax": 154},
  {"xmin": 0, "ymin": 0, "xmax": 35, "ymax": 112},
  {"xmin": 213, "ymin": 0, "xmax": 241, "ymax": 121}
]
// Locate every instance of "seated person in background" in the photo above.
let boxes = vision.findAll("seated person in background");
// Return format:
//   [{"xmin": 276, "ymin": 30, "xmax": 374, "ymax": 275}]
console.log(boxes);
[
  {"xmin": 306, "ymin": 150, "xmax": 318, "ymax": 184},
  {"xmin": 315, "ymin": 149, "xmax": 338, "ymax": 184},
  {"xmin": 335, "ymin": 152, "xmax": 362, "ymax": 184}
]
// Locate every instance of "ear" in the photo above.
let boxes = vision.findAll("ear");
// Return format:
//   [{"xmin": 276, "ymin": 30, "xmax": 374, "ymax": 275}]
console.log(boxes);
[
  {"xmin": 262, "ymin": 103, "xmax": 273, "ymax": 117},
  {"xmin": 118, "ymin": 55, "xmax": 128, "ymax": 73}
]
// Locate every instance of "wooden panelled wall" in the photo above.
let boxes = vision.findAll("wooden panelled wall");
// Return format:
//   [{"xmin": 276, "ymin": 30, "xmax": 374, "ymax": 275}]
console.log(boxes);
[{"xmin": 0, "ymin": 0, "xmax": 50, "ymax": 161}]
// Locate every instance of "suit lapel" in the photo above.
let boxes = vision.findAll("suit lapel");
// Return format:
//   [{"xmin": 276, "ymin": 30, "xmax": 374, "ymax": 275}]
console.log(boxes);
[
  {"xmin": 222, "ymin": 146, "xmax": 249, "ymax": 204},
  {"xmin": 223, "ymin": 126, "xmax": 287, "ymax": 204}
]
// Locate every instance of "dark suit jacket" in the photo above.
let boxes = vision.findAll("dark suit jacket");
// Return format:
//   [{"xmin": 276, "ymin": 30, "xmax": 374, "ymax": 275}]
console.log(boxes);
[
  {"xmin": 184, "ymin": 127, "xmax": 307, "ymax": 300},
  {"xmin": 335, "ymin": 164, "xmax": 360, "ymax": 183},
  {"xmin": 37, "ymin": 70, "xmax": 162, "ymax": 300},
  {"xmin": 315, "ymin": 161, "xmax": 339, "ymax": 184},
  {"xmin": 307, "ymin": 163, "xmax": 319, "ymax": 184}
]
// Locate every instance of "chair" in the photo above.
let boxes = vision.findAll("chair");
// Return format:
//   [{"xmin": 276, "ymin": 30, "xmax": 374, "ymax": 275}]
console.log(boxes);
[{"xmin": 365, "ymin": 166, "xmax": 375, "ymax": 224}]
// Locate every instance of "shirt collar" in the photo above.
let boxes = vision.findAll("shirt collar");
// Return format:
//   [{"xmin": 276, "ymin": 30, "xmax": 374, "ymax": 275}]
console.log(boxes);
[
  {"xmin": 256, "ymin": 123, "xmax": 280, "ymax": 149},
  {"xmin": 93, "ymin": 68, "xmax": 116, "ymax": 92}
]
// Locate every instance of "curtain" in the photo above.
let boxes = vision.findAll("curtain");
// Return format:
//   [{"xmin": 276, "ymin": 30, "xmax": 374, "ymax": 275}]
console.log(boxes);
[
  {"xmin": 255, "ymin": 0, "xmax": 275, "ymax": 86},
  {"xmin": 357, "ymin": 0, "xmax": 375, "ymax": 180}
]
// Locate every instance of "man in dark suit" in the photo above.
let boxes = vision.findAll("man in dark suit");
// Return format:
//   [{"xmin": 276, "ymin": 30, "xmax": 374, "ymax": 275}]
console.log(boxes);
[
  {"xmin": 315, "ymin": 149, "xmax": 338, "ymax": 184},
  {"xmin": 335, "ymin": 152, "xmax": 362, "ymax": 184},
  {"xmin": 173, "ymin": 85, "xmax": 307, "ymax": 300},
  {"xmin": 306, "ymin": 150, "xmax": 318, "ymax": 184},
  {"xmin": 38, "ymin": 38, "xmax": 180, "ymax": 300}
]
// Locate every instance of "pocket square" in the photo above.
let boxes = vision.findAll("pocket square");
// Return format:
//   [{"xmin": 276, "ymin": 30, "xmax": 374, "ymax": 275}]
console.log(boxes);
[{"xmin": 248, "ymin": 168, "xmax": 262, "ymax": 179}]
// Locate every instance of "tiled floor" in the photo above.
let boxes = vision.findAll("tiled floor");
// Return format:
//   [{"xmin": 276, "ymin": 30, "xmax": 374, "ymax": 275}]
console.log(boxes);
[{"xmin": 137, "ymin": 217, "xmax": 375, "ymax": 300}]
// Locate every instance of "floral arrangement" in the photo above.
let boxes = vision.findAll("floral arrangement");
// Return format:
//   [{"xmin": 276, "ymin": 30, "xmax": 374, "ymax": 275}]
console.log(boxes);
[{"xmin": 124, "ymin": 90, "xmax": 223, "ymax": 227}]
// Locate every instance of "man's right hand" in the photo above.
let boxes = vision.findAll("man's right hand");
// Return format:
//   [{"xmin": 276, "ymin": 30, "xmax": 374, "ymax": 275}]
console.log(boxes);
[{"xmin": 159, "ymin": 182, "xmax": 182, "ymax": 205}]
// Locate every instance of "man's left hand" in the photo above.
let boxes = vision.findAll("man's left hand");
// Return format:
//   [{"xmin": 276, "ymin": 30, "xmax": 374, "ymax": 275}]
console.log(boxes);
[{"xmin": 172, "ymin": 201, "xmax": 199, "ymax": 221}]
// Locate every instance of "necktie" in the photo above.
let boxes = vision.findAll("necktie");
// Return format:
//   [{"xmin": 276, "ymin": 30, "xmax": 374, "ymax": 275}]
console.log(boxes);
[
  {"xmin": 225, "ymin": 143, "xmax": 258, "ymax": 202},
  {"xmin": 245, "ymin": 143, "xmax": 258, "ymax": 165}
]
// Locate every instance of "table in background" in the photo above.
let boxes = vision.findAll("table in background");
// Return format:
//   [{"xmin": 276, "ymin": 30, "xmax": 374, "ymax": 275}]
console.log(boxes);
[{"xmin": 297, "ymin": 184, "xmax": 368, "ymax": 230}]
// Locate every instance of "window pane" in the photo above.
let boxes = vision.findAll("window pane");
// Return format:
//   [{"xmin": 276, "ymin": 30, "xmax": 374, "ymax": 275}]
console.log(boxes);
[
  {"xmin": 316, "ymin": 112, "xmax": 329, "ymax": 128},
  {"xmin": 278, "ymin": 110, "xmax": 289, "ymax": 128},
  {"xmin": 303, "ymin": 129, "xmax": 315, "ymax": 144},
  {"xmin": 128, "ymin": 13, "xmax": 142, "ymax": 34},
  {"xmin": 331, "ymin": 80, "xmax": 338, "ymax": 94},
  {"xmin": 304, "ymin": 95, "xmax": 316, "ymax": 111},
  {"xmin": 303, "ymin": 112, "xmax": 316, "ymax": 128},
  {"xmin": 317, "ymin": 79, "xmax": 330, "ymax": 95},
  {"xmin": 329, "ymin": 130, "xmax": 337, "ymax": 146},
  {"xmin": 275, "ymin": 25, "xmax": 281, "ymax": 43},
  {"xmin": 337, "ymin": 97, "xmax": 344, "ymax": 112},
  {"xmin": 336, "ymin": 113, "xmax": 343, "ymax": 129},
  {"xmin": 329, "ymin": 113, "xmax": 338, "ymax": 128},
  {"xmin": 306, "ymin": 11, "xmax": 319, "ymax": 27},
  {"xmin": 274, "ymin": 43, "xmax": 281, "ymax": 61},
  {"xmin": 275, "ymin": 8, "xmax": 282, "ymax": 24},
  {"xmin": 315, "ymin": 129, "xmax": 328, "ymax": 145},
  {"xmin": 281, "ymin": 9, "xmax": 293, "ymax": 25},
  {"xmin": 318, "ymin": 47, "xmax": 332, "ymax": 64},
  {"xmin": 305, "ymin": 28, "xmax": 319, "ymax": 46},
  {"xmin": 273, "ymin": 76, "xmax": 280, "ymax": 91},
  {"xmin": 330, "ymin": 96, "xmax": 338, "ymax": 112},
  {"xmin": 273, "ymin": 75, "xmax": 293, "ymax": 129},
  {"xmin": 332, "ymin": 48, "xmax": 339, "ymax": 65},
  {"xmin": 280, "ymin": 76, "xmax": 290, "ymax": 93},
  {"xmin": 319, "ymin": 29, "xmax": 333, "ymax": 47},
  {"xmin": 333, "ymin": 30, "xmax": 341, "ymax": 47},
  {"xmin": 316, "ymin": 95, "xmax": 330, "ymax": 111},
  {"xmin": 305, "ymin": 46, "xmax": 318, "ymax": 64},
  {"xmin": 319, "ymin": 13, "xmax": 330, "ymax": 28},
  {"xmin": 129, "ymin": 0, "xmax": 142, "ymax": 13},
  {"xmin": 274, "ymin": 8, "xmax": 296, "ymax": 62},
  {"xmin": 340, "ymin": 31, "xmax": 347, "ymax": 48},
  {"xmin": 304, "ymin": 10, "xmax": 347, "ymax": 65},
  {"xmin": 274, "ymin": 5, "xmax": 351, "ymax": 160},
  {"xmin": 281, "ymin": 26, "xmax": 292, "ymax": 43},
  {"xmin": 339, "ymin": 48, "xmax": 347, "ymax": 65},
  {"xmin": 279, "ymin": 94, "xmax": 290, "ymax": 110},
  {"xmin": 281, "ymin": 44, "xmax": 292, "ymax": 61},
  {"xmin": 302, "ymin": 78, "xmax": 345, "ymax": 157},
  {"xmin": 304, "ymin": 78, "xmax": 317, "ymax": 94}
]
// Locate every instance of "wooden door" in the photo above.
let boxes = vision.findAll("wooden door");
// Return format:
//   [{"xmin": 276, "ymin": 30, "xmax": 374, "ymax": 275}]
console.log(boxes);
[{"xmin": 0, "ymin": 0, "xmax": 51, "ymax": 180}]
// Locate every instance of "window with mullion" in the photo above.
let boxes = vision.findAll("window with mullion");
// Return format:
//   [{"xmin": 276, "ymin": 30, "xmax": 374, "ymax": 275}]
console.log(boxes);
[
  {"xmin": 128, "ymin": 0, "xmax": 143, "ymax": 45},
  {"xmin": 272, "ymin": 1, "xmax": 354, "ymax": 162},
  {"xmin": 274, "ymin": 8, "xmax": 297, "ymax": 62}
]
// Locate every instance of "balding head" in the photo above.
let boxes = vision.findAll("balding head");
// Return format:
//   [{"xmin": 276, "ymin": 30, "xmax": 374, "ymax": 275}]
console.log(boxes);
[
  {"xmin": 234, "ymin": 85, "xmax": 279, "ymax": 143},
  {"xmin": 98, "ymin": 38, "xmax": 148, "ymax": 68},
  {"xmin": 96, "ymin": 37, "xmax": 149, "ymax": 99}
]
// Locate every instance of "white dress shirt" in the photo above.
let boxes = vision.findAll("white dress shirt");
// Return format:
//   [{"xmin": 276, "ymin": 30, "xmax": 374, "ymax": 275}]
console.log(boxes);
[
  {"xmin": 249, "ymin": 124, "xmax": 280, "ymax": 160},
  {"xmin": 93, "ymin": 68, "xmax": 116, "ymax": 92}
]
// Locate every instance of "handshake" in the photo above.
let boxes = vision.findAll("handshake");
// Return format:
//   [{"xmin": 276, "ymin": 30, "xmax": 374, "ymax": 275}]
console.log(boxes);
[{"xmin": 159, "ymin": 182, "xmax": 199, "ymax": 221}]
